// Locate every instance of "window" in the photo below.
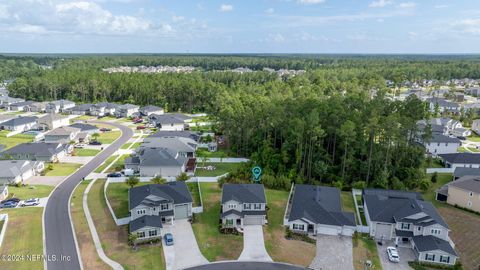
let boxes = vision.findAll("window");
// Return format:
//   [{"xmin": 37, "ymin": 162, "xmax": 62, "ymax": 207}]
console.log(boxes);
[
  {"xmin": 228, "ymin": 204, "xmax": 237, "ymax": 209},
  {"xmin": 467, "ymin": 201, "xmax": 472, "ymax": 207},
  {"xmin": 137, "ymin": 231, "xmax": 145, "ymax": 238},
  {"xmin": 437, "ymin": 143, "xmax": 440, "ymax": 146},
  {"xmin": 225, "ymin": 219, "xmax": 234, "ymax": 225},
  {"xmin": 401, "ymin": 223, "xmax": 411, "ymax": 230},
  {"xmin": 254, "ymin": 204, "xmax": 261, "ymax": 210},
  {"xmin": 470, "ymin": 192, "xmax": 474, "ymax": 197},
  {"xmin": 161, "ymin": 204, "xmax": 169, "ymax": 210},
  {"xmin": 430, "ymin": 229, "xmax": 442, "ymax": 235},
  {"xmin": 149, "ymin": 230, "xmax": 158, "ymax": 237},
  {"xmin": 425, "ymin": 253, "xmax": 435, "ymax": 261},
  {"xmin": 292, "ymin": 224, "xmax": 305, "ymax": 230},
  {"xmin": 137, "ymin": 209, "xmax": 146, "ymax": 215},
  {"xmin": 440, "ymin": 256, "xmax": 450, "ymax": 263},
  {"xmin": 244, "ymin": 203, "xmax": 252, "ymax": 210}
]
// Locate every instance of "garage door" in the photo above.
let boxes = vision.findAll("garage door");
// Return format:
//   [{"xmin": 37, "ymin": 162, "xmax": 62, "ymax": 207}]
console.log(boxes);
[
  {"xmin": 317, "ymin": 226, "xmax": 340, "ymax": 236},
  {"xmin": 244, "ymin": 215, "xmax": 263, "ymax": 225},
  {"xmin": 174, "ymin": 204, "xmax": 189, "ymax": 219},
  {"xmin": 374, "ymin": 223, "xmax": 392, "ymax": 239}
]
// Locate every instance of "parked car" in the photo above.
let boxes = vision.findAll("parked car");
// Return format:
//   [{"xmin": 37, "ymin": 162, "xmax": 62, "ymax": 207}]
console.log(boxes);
[
  {"xmin": 107, "ymin": 172, "xmax": 122, "ymax": 178},
  {"xmin": 89, "ymin": 141, "xmax": 102, "ymax": 145},
  {"xmin": 100, "ymin": 128, "xmax": 112, "ymax": 132},
  {"xmin": 136, "ymin": 126, "xmax": 146, "ymax": 130},
  {"xmin": 0, "ymin": 201, "xmax": 18, "ymax": 208},
  {"xmin": 387, "ymin": 246, "xmax": 400, "ymax": 263},
  {"xmin": 134, "ymin": 119, "xmax": 143, "ymax": 124},
  {"xmin": 21, "ymin": 198, "xmax": 40, "ymax": 207},
  {"xmin": 74, "ymin": 144, "xmax": 85, "ymax": 148},
  {"xmin": 1, "ymin": 197, "xmax": 20, "ymax": 204},
  {"xmin": 457, "ymin": 136, "xmax": 466, "ymax": 140},
  {"xmin": 164, "ymin": 233, "xmax": 174, "ymax": 246}
]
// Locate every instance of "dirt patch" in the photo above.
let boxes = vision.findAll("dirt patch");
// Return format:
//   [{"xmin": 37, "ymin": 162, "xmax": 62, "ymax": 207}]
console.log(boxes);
[
  {"xmin": 265, "ymin": 229, "xmax": 315, "ymax": 266},
  {"xmin": 439, "ymin": 206, "xmax": 480, "ymax": 270}
]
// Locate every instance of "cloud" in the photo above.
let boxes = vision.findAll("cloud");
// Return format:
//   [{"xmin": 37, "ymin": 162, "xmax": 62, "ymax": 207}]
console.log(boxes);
[
  {"xmin": 397, "ymin": 2, "xmax": 416, "ymax": 9},
  {"xmin": 408, "ymin": 31, "xmax": 418, "ymax": 40},
  {"xmin": 265, "ymin": 8, "xmax": 275, "ymax": 14},
  {"xmin": 434, "ymin": 4, "xmax": 448, "ymax": 9},
  {"xmin": 219, "ymin": 4, "xmax": 233, "ymax": 12},
  {"xmin": 172, "ymin": 15, "xmax": 185, "ymax": 22},
  {"xmin": 452, "ymin": 18, "xmax": 480, "ymax": 35},
  {"xmin": 297, "ymin": 0, "xmax": 326, "ymax": 5},
  {"xmin": 369, "ymin": 0, "xmax": 393, "ymax": 8},
  {"xmin": 0, "ymin": 4, "xmax": 8, "ymax": 19}
]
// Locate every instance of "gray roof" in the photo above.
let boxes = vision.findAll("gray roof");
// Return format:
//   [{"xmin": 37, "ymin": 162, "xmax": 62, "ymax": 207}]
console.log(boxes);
[
  {"xmin": 10, "ymin": 101, "xmax": 34, "ymax": 107},
  {"xmin": 94, "ymin": 102, "xmax": 118, "ymax": 109},
  {"xmin": 69, "ymin": 123, "xmax": 98, "ymax": 132},
  {"xmin": 439, "ymin": 153, "xmax": 480, "ymax": 164},
  {"xmin": 1, "ymin": 116, "xmax": 37, "ymax": 127},
  {"xmin": 427, "ymin": 98, "xmax": 460, "ymax": 108},
  {"xmin": 221, "ymin": 184, "xmax": 266, "ymax": 204},
  {"xmin": 119, "ymin": 104, "xmax": 139, "ymax": 110},
  {"xmin": 449, "ymin": 175, "xmax": 480, "ymax": 193},
  {"xmin": 428, "ymin": 133, "xmax": 461, "ymax": 144},
  {"xmin": 45, "ymin": 126, "xmax": 80, "ymax": 136},
  {"xmin": 129, "ymin": 215, "xmax": 163, "ymax": 233},
  {"xmin": 140, "ymin": 105, "xmax": 163, "ymax": 112},
  {"xmin": 363, "ymin": 189, "xmax": 448, "ymax": 228},
  {"xmin": 0, "ymin": 160, "xmax": 36, "ymax": 178},
  {"xmin": 136, "ymin": 148, "xmax": 187, "ymax": 167},
  {"xmin": 141, "ymin": 137, "xmax": 197, "ymax": 153},
  {"xmin": 0, "ymin": 115, "xmax": 15, "ymax": 123},
  {"xmin": 221, "ymin": 209, "xmax": 266, "ymax": 218},
  {"xmin": 288, "ymin": 185, "xmax": 356, "ymax": 226},
  {"xmin": 149, "ymin": 130, "xmax": 200, "ymax": 141},
  {"xmin": 129, "ymin": 182, "xmax": 192, "ymax": 210},
  {"xmin": 38, "ymin": 113, "xmax": 68, "ymax": 122},
  {"xmin": 68, "ymin": 104, "xmax": 93, "ymax": 112},
  {"xmin": 149, "ymin": 113, "xmax": 188, "ymax": 124},
  {"xmin": 453, "ymin": 167, "xmax": 480, "ymax": 178},
  {"xmin": 3, "ymin": 142, "xmax": 68, "ymax": 157},
  {"xmin": 412, "ymin": 235, "xmax": 457, "ymax": 255}
]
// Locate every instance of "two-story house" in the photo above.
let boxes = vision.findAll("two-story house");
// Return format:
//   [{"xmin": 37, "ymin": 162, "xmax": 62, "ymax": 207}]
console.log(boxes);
[
  {"xmin": 45, "ymin": 99, "xmax": 75, "ymax": 113},
  {"xmin": 148, "ymin": 113, "xmax": 191, "ymax": 131},
  {"xmin": 114, "ymin": 104, "xmax": 139, "ymax": 118},
  {"xmin": 139, "ymin": 105, "xmax": 164, "ymax": 116},
  {"xmin": 220, "ymin": 184, "xmax": 267, "ymax": 228},
  {"xmin": 90, "ymin": 102, "xmax": 118, "ymax": 117},
  {"xmin": 363, "ymin": 189, "xmax": 458, "ymax": 265},
  {"xmin": 128, "ymin": 182, "xmax": 193, "ymax": 242},
  {"xmin": 423, "ymin": 133, "xmax": 461, "ymax": 156},
  {"xmin": 124, "ymin": 147, "xmax": 188, "ymax": 177},
  {"xmin": 37, "ymin": 114, "xmax": 70, "ymax": 130},
  {"xmin": 140, "ymin": 136, "xmax": 197, "ymax": 158},
  {"xmin": 437, "ymin": 175, "xmax": 480, "ymax": 212}
]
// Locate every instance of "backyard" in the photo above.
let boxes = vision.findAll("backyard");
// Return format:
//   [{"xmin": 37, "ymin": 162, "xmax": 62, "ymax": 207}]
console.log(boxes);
[
  {"xmin": 0, "ymin": 130, "xmax": 34, "ymax": 149},
  {"xmin": 44, "ymin": 162, "xmax": 82, "ymax": 176},
  {"xmin": 194, "ymin": 162, "xmax": 242, "ymax": 177},
  {"xmin": 7, "ymin": 184, "xmax": 53, "ymax": 199},
  {"xmin": 106, "ymin": 181, "xmax": 152, "ymax": 218}
]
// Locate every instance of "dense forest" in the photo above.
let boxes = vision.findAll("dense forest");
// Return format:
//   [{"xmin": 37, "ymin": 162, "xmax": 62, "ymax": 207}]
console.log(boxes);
[{"xmin": 3, "ymin": 54, "xmax": 480, "ymax": 190}]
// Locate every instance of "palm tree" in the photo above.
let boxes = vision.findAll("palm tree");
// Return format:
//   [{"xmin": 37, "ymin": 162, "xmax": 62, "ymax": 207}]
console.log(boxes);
[
  {"xmin": 152, "ymin": 176, "xmax": 167, "ymax": 184},
  {"xmin": 92, "ymin": 132, "xmax": 100, "ymax": 142},
  {"xmin": 125, "ymin": 176, "xmax": 139, "ymax": 188}
]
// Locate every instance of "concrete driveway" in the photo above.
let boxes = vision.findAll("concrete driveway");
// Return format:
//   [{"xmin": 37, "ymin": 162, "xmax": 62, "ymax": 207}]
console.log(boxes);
[
  {"xmin": 377, "ymin": 242, "xmax": 415, "ymax": 270},
  {"xmin": 238, "ymin": 225, "xmax": 272, "ymax": 262},
  {"xmin": 26, "ymin": 176, "xmax": 66, "ymax": 186},
  {"xmin": 163, "ymin": 219, "xmax": 209, "ymax": 270},
  {"xmin": 310, "ymin": 235, "xmax": 354, "ymax": 270}
]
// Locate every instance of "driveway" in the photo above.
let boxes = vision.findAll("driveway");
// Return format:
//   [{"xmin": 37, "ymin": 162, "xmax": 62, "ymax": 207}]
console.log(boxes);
[
  {"xmin": 310, "ymin": 235, "xmax": 354, "ymax": 270},
  {"xmin": 59, "ymin": 156, "xmax": 95, "ymax": 164},
  {"xmin": 377, "ymin": 242, "xmax": 415, "ymax": 270},
  {"xmin": 238, "ymin": 225, "xmax": 272, "ymax": 262},
  {"xmin": 163, "ymin": 219, "xmax": 209, "ymax": 270},
  {"xmin": 26, "ymin": 176, "xmax": 66, "ymax": 186}
]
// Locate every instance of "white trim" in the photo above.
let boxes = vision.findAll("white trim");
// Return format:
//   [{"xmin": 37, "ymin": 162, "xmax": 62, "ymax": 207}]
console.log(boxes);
[{"xmin": 0, "ymin": 214, "xmax": 8, "ymax": 248}]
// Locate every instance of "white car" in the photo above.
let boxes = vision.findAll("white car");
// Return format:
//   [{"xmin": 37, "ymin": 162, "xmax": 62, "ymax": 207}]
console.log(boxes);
[
  {"xmin": 21, "ymin": 198, "xmax": 40, "ymax": 207},
  {"xmin": 387, "ymin": 246, "xmax": 400, "ymax": 263},
  {"xmin": 74, "ymin": 144, "xmax": 85, "ymax": 148}
]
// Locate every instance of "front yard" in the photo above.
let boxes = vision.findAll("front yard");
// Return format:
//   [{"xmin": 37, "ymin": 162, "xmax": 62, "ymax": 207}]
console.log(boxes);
[
  {"xmin": 194, "ymin": 162, "xmax": 242, "ymax": 177},
  {"xmin": 352, "ymin": 234, "xmax": 382, "ymax": 270},
  {"xmin": 0, "ymin": 208, "xmax": 44, "ymax": 270},
  {"xmin": 97, "ymin": 131, "xmax": 121, "ymax": 144},
  {"xmin": 264, "ymin": 189, "xmax": 316, "ymax": 266},
  {"xmin": 73, "ymin": 148, "xmax": 101, "ymax": 156},
  {"xmin": 44, "ymin": 162, "xmax": 82, "ymax": 176},
  {"xmin": 7, "ymin": 184, "xmax": 53, "ymax": 199}
]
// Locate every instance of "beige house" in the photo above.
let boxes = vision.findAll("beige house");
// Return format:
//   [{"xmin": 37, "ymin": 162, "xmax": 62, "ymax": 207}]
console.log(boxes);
[
  {"xmin": 37, "ymin": 114, "xmax": 70, "ymax": 130},
  {"xmin": 445, "ymin": 176, "xmax": 480, "ymax": 212}
]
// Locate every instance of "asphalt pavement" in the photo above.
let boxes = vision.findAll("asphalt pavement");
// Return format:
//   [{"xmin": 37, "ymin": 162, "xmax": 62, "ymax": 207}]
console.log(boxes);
[
  {"xmin": 185, "ymin": 262, "xmax": 307, "ymax": 270},
  {"xmin": 43, "ymin": 122, "xmax": 133, "ymax": 270}
]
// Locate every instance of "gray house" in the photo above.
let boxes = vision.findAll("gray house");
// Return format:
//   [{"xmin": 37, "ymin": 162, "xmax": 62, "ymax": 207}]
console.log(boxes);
[
  {"xmin": 363, "ymin": 189, "xmax": 457, "ymax": 266},
  {"xmin": 221, "ymin": 184, "xmax": 267, "ymax": 228},
  {"xmin": 148, "ymin": 113, "xmax": 191, "ymax": 131},
  {"xmin": 44, "ymin": 126, "xmax": 84, "ymax": 143},
  {"xmin": 139, "ymin": 105, "xmax": 164, "ymax": 116},
  {"xmin": 1, "ymin": 142, "xmax": 73, "ymax": 162},
  {"xmin": 7, "ymin": 101, "xmax": 34, "ymax": 111},
  {"xmin": 0, "ymin": 160, "xmax": 45, "ymax": 185},
  {"xmin": 64, "ymin": 104, "xmax": 93, "ymax": 115},
  {"xmin": 114, "ymin": 104, "xmax": 139, "ymax": 118},
  {"xmin": 128, "ymin": 182, "xmax": 193, "ymax": 242},
  {"xmin": 140, "ymin": 136, "xmax": 197, "ymax": 158},
  {"xmin": 90, "ymin": 102, "xmax": 118, "ymax": 116},
  {"xmin": 125, "ymin": 148, "xmax": 188, "ymax": 177},
  {"xmin": 69, "ymin": 123, "xmax": 99, "ymax": 134},
  {"xmin": 284, "ymin": 184, "xmax": 356, "ymax": 236},
  {"xmin": 1, "ymin": 116, "xmax": 38, "ymax": 132},
  {"xmin": 45, "ymin": 99, "xmax": 75, "ymax": 113},
  {"xmin": 149, "ymin": 130, "xmax": 200, "ymax": 142},
  {"xmin": 438, "ymin": 153, "xmax": 480, "ymax": 169}
]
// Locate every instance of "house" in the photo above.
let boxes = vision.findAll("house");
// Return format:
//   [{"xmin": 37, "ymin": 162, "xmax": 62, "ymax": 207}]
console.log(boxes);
[
  {"xmin": 471, "ymin": 119, "xmax": 480, "ymax": 135},
  {"xmin": 465, "ymin": 87, "xmax": 480, "ymax": 97},
  {"xmin": 7, "ymin": 101, "xmax": 34, "ymax": 111},
  {"xmin": 0, "ymin": 115, "xmax": 15, "ymax": 125},
  {"xmin": 69, "ymin": 123, "xmax": 99, "ymax": 134},
  {"xmin": 450, "ymin": 128, "xmax": 471, "ymax": 138},
  {"xmin": 114, "ymin": 104, "xmax": 139, "ymax": 118},
  {"xmin": 427, "ymin": 98, "xmax": 460, "ymax": 114},
  {"xmin": 29, "ymin": 101, "xmax": 48, "ymax": 113},
  {"xmin": 148, "ymin": 113, "xmax": 191, "ymax": 131},
  {"xmin": 0, "ymin": 160, "xmax": 45, "ymax": 185},
  {"xmin": 90, "ymin": 102, "xmax": 118, "ymax": 116},
  {"xmin": 45, "ymin": 99, "xmax": 76, "ymax": 113},
  {"xmin": 0, "ymin": 116, "xmax": 38, "ymax": 132},
  {"xmin": 140, "ymin": 136, "xmax": 197, "ymax": 158},
  {"xmin": 139, "ymin": 105, "xmax": 164, "ymax": 116},
  {"xmin": 417, "ymin": 118, "xmax": 462, "ymax": 136},
  {"xmin": 64, "ymin": 104, "xmax": 93, "ymax": 115},
  {"xmin": 37, "ymin": 114, "xmax": 70, "ymax": 130},
  {"xmin": 44, "ymin": 126, "xmax": 85, "ymax": 143},
  {"xmin": 220, "ymin": 184, "xmax": 267, "ymax": 228},
  {"xmin": 128, "ymin": 182, "xmax": 193, "ymax": 242},
  {"xmin": 148, "ymin": 130, "xmax": 200, "ymax": 142},
  {"xmin": 125, "ymin": 148, "xmax": 188, "ymax": 177},
  {"xmin": 438, "ymin": 153, "xmax": 480, "ymax": 169},
  {"xmin": 363, "ymin": 189, "xmax": 457, "ymax": 265},
  {"xmin": 284, "ymin": 184, "xmax": 356, "ymax": 236},
  {"xmin": 422, "ymin": 133, "xmax": 461, "ymax": 156},
  {"xmin": 0, "ymin": 96, "xmax": 24, "ymax": 108},
  {"xmin": 438, "ymin": 176, "xmax": 480, "ymax": 212},
  {"xmin": 453, "ymin": 167, "xmax": 480, "ymax": 179},
  {"xmin": 1, "ymin": 142, "xmax": 73, "ymax": 162}
]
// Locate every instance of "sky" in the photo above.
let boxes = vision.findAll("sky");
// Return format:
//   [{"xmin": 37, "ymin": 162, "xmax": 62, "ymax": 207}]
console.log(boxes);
[{"xmin": 0, "ymin": 0, "xmax": 479, "ymax": 54}]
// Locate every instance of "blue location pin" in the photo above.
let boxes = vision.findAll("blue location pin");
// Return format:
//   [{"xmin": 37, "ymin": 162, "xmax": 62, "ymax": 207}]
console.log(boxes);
[{"xmin": 252, "ymin": 166, "xmax": 262, "ymax": 182}]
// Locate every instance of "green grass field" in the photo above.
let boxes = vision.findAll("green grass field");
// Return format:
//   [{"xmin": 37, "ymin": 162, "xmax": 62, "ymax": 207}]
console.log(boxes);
[
  {"xmin": 194, "ymin": 162, "xmax": 241, "ymax": 177},
  {"xmin": 74, "ymin": 148, "xmax": 101, "ymax": 156},
  {"xmin": 44, "ymin": 162, "xmax": 82, "ymax": 176},
  {"xmin": 97, "ymin": 131, "xmax": 121, "ymax": 144},
  {"xmin": 187, "ymin": 182, "xmax": 201, "ymax": 207},
  {"xmin": 421, "ymin": 173, "xmax": 452, "ymax": 206},
  {"xmin": 0, "ymin": 208, "xmax": 44, "ymax": 270},
  {"xmin": 0, "ymin": 130, "xmax": 34, "ymax": 149},
  {"xmin": 120, "ymin": 142, "xmax": 141, "ymax": 149},
  {"xmin": 95, "ymin": 155, "xmax": 118, "ymax": 173},
  {"xmin": 341, "ymin": 191, "xmax": 355, "ymax": 213},
  {"xmin": 105, "ymin": 154, "xmax": 130, "ymax": 173},
  {"xmin": 8, "ymin": 185, "xmax": 54, "ymax": 199}
]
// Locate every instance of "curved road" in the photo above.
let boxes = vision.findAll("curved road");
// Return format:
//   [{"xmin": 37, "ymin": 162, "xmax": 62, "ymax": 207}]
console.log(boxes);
[{"xmin": 44, "ymin": 122, "xmax": 133, "ymax": 270}]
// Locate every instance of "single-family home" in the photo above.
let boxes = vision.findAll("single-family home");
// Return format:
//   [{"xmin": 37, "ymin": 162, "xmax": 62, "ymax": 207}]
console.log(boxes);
[
  {"xmin": 0, "ymin": 185, "xmax": 8, "ymax": 201},
  {"xmin": 69, "ymin": 123, "xmax": 99, "ymax": 134},
  {"xmin": 465, "ymin": 88, "xmax": 480, "ymax": 97},
  {"xmin": 284, "ymin": 184, "xmax": 356, "ymax": 236},
  {"xmin": 0, "ymin": 96, "xmax": 24, "ymax": 108},
  {"xmin": 0, "ymin": 116, "xmax": 38, "ymax": 132},
  {"xmin": 37, "ymin": 114, "xmax": 70, "ymax": 130},
  {"xmin": 140, "ymin": 136, "xmax": 197, "ymax": 158},
  {"xmin": 422, "ymin": 133, "xmax": 461, "ymax": 156},
  {"xmin": 90, "ymin": 102, "xmax": 118, "ymax": 117},
  {"xmin": 44, "ymin": 126, "xmax": 85, "ymax": 143},
  {"xmin": 1, "ymin": 142, "xmax": 73, "ymax": 162},
  {"xmin": 7, "ymin": 101, "xmax": 34, "ymax": 111},
  {"xmin": 64, "ymin": 104, "xmax": 93, "ymax": 115},
  {"xmin": 45, "ymin": 99, "xmax": 76, "ymax": 113},
  {"xmin": 139, "ymin": 105, "xmax": 164, "ymax": 116},
  {"xmin": 125, "ymin": 148, "xmax": 188, "ymax": 177},
  {"xmin": 450, "ymin": 128, "xmax": 471, "ymax": 138},
  {"xmin": 0, "ymin": 160, "xmax": 45, "ymax": 185},
  {"xmin": 438, "ymin": 176, "xmax": 480, "ymax": 212},
  {"xmin": 220, "ymin": 184, "xmax": 267, "ymax": 228},
  {"xmin": 427, "ymin": 98, "xmax": 460, "ymax": 114},
  {"xmin": 472, "ymin": 119, "xmax": 480, "ymax": 135},
  {"xmin": 114, "ymin": 104, "xmax": 139, "ymax": 118},
  {"xmin": 363, "ymin": 189, "xmax": 457, "ymax": 265},
  {"xmin": 148, "ymin": 113, "xmax": 191, "ymax": 131},
  {"xmin": 29, "ymin": 101, "xmax": 48, "ymax": 113},
  {"xmin": 148, "ymin": 130, "xmax": 200, "ymax": 142},
  {"xmin": 128, "ymin": 182, "xmax": 193, "ymax": 242},
  {"xmin": 0, "ymin": 115, "xmax": 15, "ymax": 125},
  {"xmin": 438, "ymin": 153, "xmax": 480, "ymax": 169},
  {"xmin": 453, "ymin": 167, "xmax": 480, "ymax": 180}
]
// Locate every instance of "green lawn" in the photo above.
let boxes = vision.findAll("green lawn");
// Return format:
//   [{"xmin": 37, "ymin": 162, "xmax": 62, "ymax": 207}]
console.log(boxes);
[
  {"xmin": 353, "ymin": 234, "xmax": 382, "ymax": 270},
  {"xmin": 120, "ymin": 142, "xmax": 141, "ymax": 149},
  {"xmin": 0, "ymin": 131, "xmax": 34, "ymax": 149},
  {"xmin": 0, "ymin": 208, "xmax": 44, "ymax": 270},
  {"xmin": 195, "ymin": 162, "xmax": 242, "ymax": 177},
  {"xmin": 421, "ymin": 173, "xmax": 452, "ymax": 206},
  {"xmin": 95, "ymin": 155, "xmax": 118, "ymax": 173},
  {"xmin": 74, "ymin": 148, "xmax": 101, "ymax": 156},
  {"xmin": 264, "ymin": 189, "xmax": 316, "ymax": 266},
  {"xmin": 341, "ymin": 191, "xmax": 355, "ymax": 213},
  {"xmin": 196, "ymin": 148, "xmax": 236, "ymax": 158},
  {"xmin": 8, "ymin": 185, "xmax": 54, "ymax": 199},
  {"xmin": 89, "ymin": 179, "xmax": 165, "ymax": 270},
  {"xmin": 187, "ymin": 182, "xmax": 201, "ymax": 207},
  {"xmin": 106, "ymin": 182, "xmax": 152, "ymax": 218},
  {"xmin": 70, "ymin": 115, "xmax": 94, "ymax": 123},
  {"xmin": 97, "ymin": 131, "xmax": 121, "ymax": 144},
  {"xmin": 106, "ymin": 154, "xmax": 130, "ymax": 173},
  {"xmin": 192, "ymin": 183, "xmax": 243, "ymax": 261},
  {"xmin": 467, "ymin": 134, "xmax": 480, "ymax": 142},
  {"xmin": 44, "ymin": 162, "xmax": 82, "ymax": 176}
]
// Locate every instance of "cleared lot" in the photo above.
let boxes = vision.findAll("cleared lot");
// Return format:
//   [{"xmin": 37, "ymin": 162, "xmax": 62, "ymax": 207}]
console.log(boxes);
[{"xmin": 310, "ymin": 235, "xmax": 354, "ymax": 270}]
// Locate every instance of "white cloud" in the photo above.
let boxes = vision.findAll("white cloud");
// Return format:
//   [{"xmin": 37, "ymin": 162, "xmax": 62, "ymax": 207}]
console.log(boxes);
[
  {"xmin": 219, "ymin": 4, "xmax": 233, "ymax": 12},
  {"xmin": 172, "ymin": 15, "xmax": 185, "ymax": 22},
  {"xmin": 369, "ymin": 0, "xmax": 393, "ymax": 8},
  {"xmin": 269, "ymin": 33, "xmax": 285, "ymax": 42},
  {"xmin": 397, "ymin": 2, "xmax": 416, "ymax": 9},
  {"xmin": 297, "ymin": 0, "xmax": 326, "ymax": 5},
  {"xmin": 11, "ymin": 24, "xmax": 49, "ymax": 34},
  {"xmin": 162, "ymin": 24, "xmax": 173, "ymax": 32},
  {"xmin": 434, "ymin": 4, "xmax": 448, "ymax": 9},
  {"xmin": 408, "ymin": 31, "xmax": 418, "ymax": 40},
  {"xmin": 265, "ymin": 8, "xmax": 275, "ymax": 14},
  {"xmin": 452, "ymin": 18, "xmax": 480, "ymax": 35}
]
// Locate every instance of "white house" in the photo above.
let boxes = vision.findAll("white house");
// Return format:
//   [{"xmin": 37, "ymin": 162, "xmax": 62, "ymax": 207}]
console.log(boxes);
[
  {"xmin": 450, "ymin": 128, "xmax": 471, "ymax": 138},
  {"xmin": 0, "ymin": 160, "xmax": 45, "ymax": 185},
  {"xmin": 423, "ymin": 134, "xmax": 461, "ymax": 156},
  {"xmin": 37, "ymin": 114, "xmax": 70, "ymax": 130},
  {"xmin": 0, "ymin": 116, "xmax": 38, "ymax": 132},
  {"xmin": 438, "ymin": 153, "xmax": 480, "ymax": 169}
]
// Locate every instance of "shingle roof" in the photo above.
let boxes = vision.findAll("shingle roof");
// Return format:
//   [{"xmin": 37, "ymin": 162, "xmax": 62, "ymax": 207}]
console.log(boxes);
[
  {"xmin": 45, "ymin": 126, "xmax": 80, "ymax": 136},
  {"xmin": 129, "ymin": 215, "xmax": 163, "ymax": 233},
  {"xmin": 0, "ymin": 160, "xmax": 35, "ymax": 178},
  {"xmin": 1, "ymin": 116, "xmax": 37, "ymax": 127},
  {"xmin": 428, "ymin": 133, "xmax": 461, "ymax": 144},
  {"xmin": 412, "ymin": 235, "xmax": 457, "ymax": 256},
  {"xmin": 221, "ymin": 184, "xmax": 266, "ymax": 204},
  {"xmin": 136, "ymin": 148, "xmax": 187, "ymax": 167},
  {"xmin": 129, "ymin": 182, "xmax": 192, "ymax": 210},
  {"xmin": 140, "ymin": 105, "xmax": 163, "ymax": 112},
  {"xmin": 288, "ymin": 185, "xmax": 356, "ymax": 226},
  {"xmin": 149, "ymin": 113, "xmax": 188, "ymax": 124},
  {"xmin": 141, "ymin": 137, "xmax": 197, "ymax": 153},
  {"xmin": 453, "ymin": 167, "xmax": 480, "ymax": 178},
  {"xmin": 3, "ymin": 142, "xmax": 67, "ymax": 157},
  {"xmin": 149, "ymin": 130, "xmax": 200, "ymax": 141},
  {"xmin": 38, "ymin": 113, "xmax": 68, "ymax": 122},
  {"xmin": 439, "ymin": 153, "xmax": 480, "ymax": 164},
  {"xmin": 449, "ymin": 175, "xmax": 480, "ymax": 194},
  {"xmin": 69, "ymin": 123, "xmax": 98, "ymax": 132}
]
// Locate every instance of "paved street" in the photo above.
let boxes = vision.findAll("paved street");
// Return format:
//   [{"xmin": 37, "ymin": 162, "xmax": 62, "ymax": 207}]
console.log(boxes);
[
  {"xmin": 238, "ymin": 225, "xmax": 272, "ymax": 262},
  {"xmin": 43, "ymin": 122, "xmax": 133, "ymax": 270},
  {"xmin": 309, "ymin": 235, "xmax": 354, "ymax": 270}
]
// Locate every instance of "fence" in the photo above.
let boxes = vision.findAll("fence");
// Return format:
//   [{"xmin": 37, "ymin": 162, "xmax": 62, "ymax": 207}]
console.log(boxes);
[
  {"xmin": 104, "ymin": 178, "xmax": 130, "ymax": 226},
  {"xmin": 0, "ymin": 214, "xmax": 9, "ymax": 248},
  {"xmin": 425, "ymin": 168, "xmax": 454, "ymax": 174}
]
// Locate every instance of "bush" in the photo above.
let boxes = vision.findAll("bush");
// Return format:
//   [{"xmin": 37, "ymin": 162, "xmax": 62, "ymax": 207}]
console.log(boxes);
[
  {"xmin": 431, "ymin": 172, "xmax": 438, "ymax": 183},
  {"xmin": 284, "ymin": 228, "xmax": 315, "ymax": 244},
  {"xmin": 408, "ymin": 261, "xmax": 463, "ymax": 270}
]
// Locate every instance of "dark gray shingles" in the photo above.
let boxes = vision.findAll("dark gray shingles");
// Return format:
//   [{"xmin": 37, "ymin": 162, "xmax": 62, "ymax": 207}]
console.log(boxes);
[
  {"xmin": 221, "ymin": 184, "xmax": 266, "ymax": 204},
  {"xmin": 129, "ymin": 182, "xmax": 192, "ymax": 210},
  {"xmin": 412, "ymin": 235, "xmax": 457, "ymax": 256},
  {"xmin": 129, "ymin": 215, "xmax": 163, "ymax": 232}
]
